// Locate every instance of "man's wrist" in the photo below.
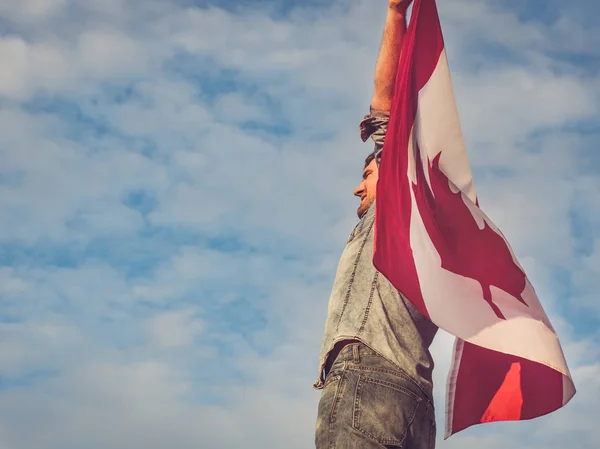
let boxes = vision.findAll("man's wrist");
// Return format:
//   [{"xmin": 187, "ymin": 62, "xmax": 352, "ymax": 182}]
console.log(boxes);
[
  {"xmin": 388, "ymin": 0, "xmax": 412, "ymax": 15},
  {"xmin": 387, "ymin": 9, "xmax": 408, "ymax": 22}
]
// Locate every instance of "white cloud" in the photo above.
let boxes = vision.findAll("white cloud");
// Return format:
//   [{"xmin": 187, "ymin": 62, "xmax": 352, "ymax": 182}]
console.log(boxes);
[
  {"xmin": 0, "ymin": 37, "xmax": 70, "ymax": 100},
  {"xmin": 146, "ymin": 308, "xmax": 203, "ymax": 348},
  {"xmin": 76, "ymin": 28, "xmax": 144, "ymax": 77},
  {"xmin": 0, "ymin": 0, "xmax": 67, "ymax": 22}
]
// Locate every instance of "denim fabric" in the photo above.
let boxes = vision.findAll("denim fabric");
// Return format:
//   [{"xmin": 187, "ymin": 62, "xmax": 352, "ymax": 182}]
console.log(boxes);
[
  {"xmin": 316, "ymin": 343, "xmax": 436, "ymax": 449},
  {"xmin": 359, "ymin": 107, "xmax": 390, "ymax": 166},
  {"xmin": 314, "ymin": 109, "xmax": 438, "ymax": 446},
  {"xmin": 313, "ymin": 202, "xmax": 437, "ymax": 398}
]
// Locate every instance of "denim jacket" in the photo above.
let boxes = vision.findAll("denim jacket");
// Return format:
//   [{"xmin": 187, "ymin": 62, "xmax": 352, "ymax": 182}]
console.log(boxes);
[{"xmin": 314, "ymin": 109, "xmax": 438, "ymax": 399}]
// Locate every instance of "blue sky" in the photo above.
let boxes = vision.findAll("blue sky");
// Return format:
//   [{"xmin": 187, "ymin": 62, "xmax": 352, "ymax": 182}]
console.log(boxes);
[{"xmin": 0, "ymin": 0, "xmax": 598, "ymax": 447}]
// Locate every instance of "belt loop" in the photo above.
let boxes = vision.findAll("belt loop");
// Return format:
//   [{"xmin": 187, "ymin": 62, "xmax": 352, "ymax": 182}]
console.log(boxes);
[{"xmin": 353, "ymin": 343, "xmax": 360, "ymax": 364}]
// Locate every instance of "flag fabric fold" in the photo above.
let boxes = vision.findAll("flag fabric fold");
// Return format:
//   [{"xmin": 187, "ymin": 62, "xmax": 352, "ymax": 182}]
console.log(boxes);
[{"xmin": 373, "ymin": 0, "xmax": 575, "ymax": 438}]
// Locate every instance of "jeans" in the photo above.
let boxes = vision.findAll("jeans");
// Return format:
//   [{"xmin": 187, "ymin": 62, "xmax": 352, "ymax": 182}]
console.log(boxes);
[{"xmin": 316, "ymin": 342, "xmax": 436, "ymax": 448}]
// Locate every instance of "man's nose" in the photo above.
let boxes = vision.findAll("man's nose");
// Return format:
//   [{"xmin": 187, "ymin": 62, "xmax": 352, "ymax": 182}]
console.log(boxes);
[{"xmin": 354, "ymin": 182, "xmax": 364, "ymax": 197}]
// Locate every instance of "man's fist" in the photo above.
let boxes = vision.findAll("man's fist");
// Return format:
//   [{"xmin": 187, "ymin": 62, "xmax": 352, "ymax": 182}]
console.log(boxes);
[{"xmin": 388, "ymin": 0, "xmax": 413, "ymax": 13}]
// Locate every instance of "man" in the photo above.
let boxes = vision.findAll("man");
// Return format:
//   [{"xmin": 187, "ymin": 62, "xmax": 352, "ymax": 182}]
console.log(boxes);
[{"xmin": 314, "ymin": 1, "xmax": 438, "ymax": 447}]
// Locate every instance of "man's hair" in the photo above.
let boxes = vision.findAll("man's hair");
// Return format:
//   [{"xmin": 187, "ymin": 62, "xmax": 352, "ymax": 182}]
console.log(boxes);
[{"xmin": 364, "ymin": 153, "xmax": 376, "ymax": 169}]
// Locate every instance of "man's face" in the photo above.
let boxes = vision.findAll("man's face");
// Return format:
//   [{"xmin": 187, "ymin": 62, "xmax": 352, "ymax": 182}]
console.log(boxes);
[{"xmin": 353, "ymin": 159, "xmax": 379, "ymax": 218}]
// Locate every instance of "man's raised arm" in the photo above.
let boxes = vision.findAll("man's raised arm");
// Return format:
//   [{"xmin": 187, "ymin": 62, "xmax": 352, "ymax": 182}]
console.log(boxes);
[
  {"xmin": 360, "ymin": 1, "xmax": 412, "ymax": 165},
  {"xmin": 371, "ymin": 0, "xmax": 411, "ymax": 112}
]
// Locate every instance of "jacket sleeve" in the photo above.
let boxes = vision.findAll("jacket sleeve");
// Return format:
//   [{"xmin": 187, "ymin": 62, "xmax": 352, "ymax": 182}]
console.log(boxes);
[{"xmin": 359, "ymin": 107, "xmax": 390, "ymax": 166}]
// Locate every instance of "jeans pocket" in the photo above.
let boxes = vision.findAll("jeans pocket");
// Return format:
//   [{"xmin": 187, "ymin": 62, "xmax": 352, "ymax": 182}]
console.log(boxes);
[
  {"xmin": 427, "ymin": 404, "xmax": 436, "ymax": 449},
  {"xmin": 316, "ymin": 367, "xmax": 348, "ymax": 449},
  {"xmin": 353, "ymin": 374, "xmax": 422, "ymax": 447},
  {"xmin": 323, "ymin": 372, "xmax": 342, "ymax": 389}
]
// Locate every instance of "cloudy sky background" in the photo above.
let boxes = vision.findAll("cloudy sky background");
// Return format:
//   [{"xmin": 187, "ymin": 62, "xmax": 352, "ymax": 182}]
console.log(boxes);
[{"xmin": 0, "ymin": 0, "xmax": 598, "ymax": 447}]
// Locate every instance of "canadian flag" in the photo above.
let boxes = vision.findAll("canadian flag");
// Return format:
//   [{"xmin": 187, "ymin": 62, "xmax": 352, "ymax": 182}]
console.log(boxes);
[{"xmin": 373, "ymin": 0, "xmax": 576, "ymax": 438}]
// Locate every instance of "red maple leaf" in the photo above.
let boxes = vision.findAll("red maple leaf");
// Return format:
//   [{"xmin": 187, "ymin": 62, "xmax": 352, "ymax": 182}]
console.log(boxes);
[{"xmin": 411, "ymin": 145, "xmax": 528, "ymax": 320}]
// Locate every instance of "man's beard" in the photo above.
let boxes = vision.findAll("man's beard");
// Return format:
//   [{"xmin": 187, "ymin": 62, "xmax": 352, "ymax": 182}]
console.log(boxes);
[{"xmin": 357, "ymin": 195, "xmax": 375, "ymax": 218}]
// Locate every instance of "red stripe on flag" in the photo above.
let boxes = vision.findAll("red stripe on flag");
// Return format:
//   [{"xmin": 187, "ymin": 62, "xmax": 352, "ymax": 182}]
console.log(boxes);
[
  {"xmin": 373, "ymin": 0, "xmax": 444, "ymax": 318},
  {"xmin": 451, "ymin": 342, "xmax": 564, "ymax": 434}
]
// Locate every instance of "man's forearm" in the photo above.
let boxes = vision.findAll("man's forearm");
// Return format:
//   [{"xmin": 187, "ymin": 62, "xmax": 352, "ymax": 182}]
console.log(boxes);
[{"xmin": 371, "ymin": 3, "xmax": 410, "ymax": 112}]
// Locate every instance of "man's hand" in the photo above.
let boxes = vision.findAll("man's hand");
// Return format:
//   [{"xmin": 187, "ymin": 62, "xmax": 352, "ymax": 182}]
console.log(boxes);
[{"xmin": 388, "ymin": 0, "xmax": 413, "ymax": 14}]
